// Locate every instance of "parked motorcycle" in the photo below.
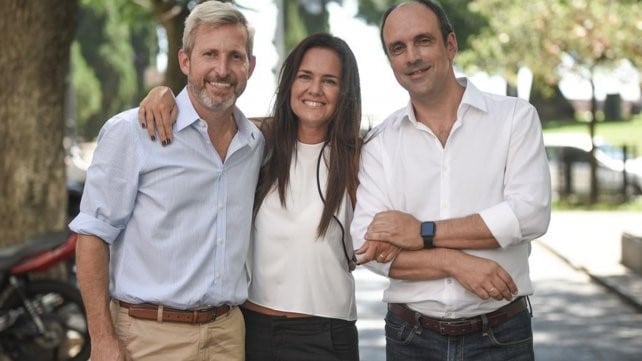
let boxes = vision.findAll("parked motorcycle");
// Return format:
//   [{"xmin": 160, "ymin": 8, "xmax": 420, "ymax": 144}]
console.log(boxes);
[{"xmin": 0, "ymin": 232, "xmax": 90, "ymax": 361}]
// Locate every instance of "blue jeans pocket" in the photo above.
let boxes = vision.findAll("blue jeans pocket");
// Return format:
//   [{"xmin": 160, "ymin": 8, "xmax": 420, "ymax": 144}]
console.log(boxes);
[
  {"xmin": 486, "ymin": 309, "xmax": 533, "ymax": 347},
  {"xmin": 385, "ymin": 312, "xmax": 417, "ymax": 346}
]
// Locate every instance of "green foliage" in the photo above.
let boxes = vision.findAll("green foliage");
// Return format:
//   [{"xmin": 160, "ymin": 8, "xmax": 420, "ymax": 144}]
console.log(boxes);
[
  {"xmin": 460, "ymin": 0, "xmax": 642, "ymax": 86},
  {"xmin": 355, "ymin": 0, "xmax": 488, "ymax": 52},
  {"xmin": 543, "ymin": 116, "xmax": 642, "ymax": 156},
  {"xmin": 73, "ymin": 0, "xmax": 156, "ymax": 139},
  {"xmin": 70, "ymin": 42, "xmax": 101, "ymax": 130}
]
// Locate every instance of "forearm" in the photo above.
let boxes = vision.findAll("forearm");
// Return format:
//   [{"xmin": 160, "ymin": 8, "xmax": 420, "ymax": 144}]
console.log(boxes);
[
  {"xmin": 76, "ymin": 234, "xmax": 117, "ymax": 339},
  {"xmin": 388, "ymin": 248, "xmax": 455, "ymax": 280},
  {"xmin": 434, "ymin": 214, "xmax": 500, "ymax": 249}
]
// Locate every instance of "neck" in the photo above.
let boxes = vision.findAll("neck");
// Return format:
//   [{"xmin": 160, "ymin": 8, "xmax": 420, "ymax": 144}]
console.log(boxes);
[{"xmin": 297, "ymin": 126, "xmax": 327, "ymax": 145}]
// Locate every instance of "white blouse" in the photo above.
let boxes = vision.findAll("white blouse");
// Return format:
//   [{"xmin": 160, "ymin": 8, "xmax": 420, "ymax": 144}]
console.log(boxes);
[{"xmin": 248, "ymin": 141, "xmax": 357, "ymax": 321}]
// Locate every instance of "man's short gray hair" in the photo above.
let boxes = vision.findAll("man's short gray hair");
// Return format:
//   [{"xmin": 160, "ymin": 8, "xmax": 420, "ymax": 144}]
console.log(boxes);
[{"xmin": 182, "ymin": 1, "xmax": 255, "ymax": 57}]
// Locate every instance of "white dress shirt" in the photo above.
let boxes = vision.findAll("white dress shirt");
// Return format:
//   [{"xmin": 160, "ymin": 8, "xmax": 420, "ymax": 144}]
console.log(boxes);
[
  {"xmin": 70, "ymin": 88, "xmax": 264, "ymax": 309},
  {"xmin": 248, "ymin": 142, "xmax": 357, "ymax": 321},
  {"xmin": 351, "ymin": 78, "xmax": 551, "ymax": 318}
]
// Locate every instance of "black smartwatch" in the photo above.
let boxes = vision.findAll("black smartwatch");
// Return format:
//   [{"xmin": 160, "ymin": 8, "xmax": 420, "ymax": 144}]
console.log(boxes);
[{"xmin": 420, "ymin": 221, "xmax": 436, "ymax": 249}]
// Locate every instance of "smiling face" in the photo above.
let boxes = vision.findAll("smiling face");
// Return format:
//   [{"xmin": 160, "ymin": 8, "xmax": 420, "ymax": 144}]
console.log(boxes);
[
  {"xmin": 179, "ymin": 23, "xmax": 255, "ymax": 116},
  {"xmin": 382, "ymin": 2, "xmax": 457, "ymax": 101},
  {"xmin": 290, "ymin": 47, "xmax": 342, "ymax": 142}
]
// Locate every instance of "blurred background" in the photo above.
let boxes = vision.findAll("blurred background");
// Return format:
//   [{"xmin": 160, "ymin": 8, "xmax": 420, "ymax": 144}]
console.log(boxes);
[
  {"xmin": 2, "ymin": 0, "xmax": 642, "ymax": 242},
  {"xmin": 1, "ymin": 1, "xmax": 641, "ymax": 359}
]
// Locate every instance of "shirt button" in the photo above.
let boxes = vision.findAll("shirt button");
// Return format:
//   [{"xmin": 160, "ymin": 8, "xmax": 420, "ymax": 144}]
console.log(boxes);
[
  {"xmin": 447, "ymin": 278, "xmax": 453, "ymax": 284},
  {"xmin": 217, "ymin": 238, "xmax": 223, "ymax": 245}
]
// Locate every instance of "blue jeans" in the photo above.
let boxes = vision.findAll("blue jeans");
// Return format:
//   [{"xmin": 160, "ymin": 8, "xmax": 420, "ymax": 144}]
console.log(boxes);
[{"xmin": 385, "ymin": 306, "xmax": 534, "ymax": 361}]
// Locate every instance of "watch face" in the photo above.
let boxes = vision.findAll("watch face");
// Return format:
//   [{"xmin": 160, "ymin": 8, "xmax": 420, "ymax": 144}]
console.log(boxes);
[{"xmin": 421, "ymin": 222, "xmax": 435, "ymax": 237}]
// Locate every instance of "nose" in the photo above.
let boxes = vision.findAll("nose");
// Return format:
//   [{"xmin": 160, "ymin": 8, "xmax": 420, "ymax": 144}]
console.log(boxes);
[
  {"xmin": 215, "ymin": 58, "xmax": 230, "ymax": 77},
  {"xmin": 308, "ymin": 78, "xmax": 322, "ymax": 95},
  {"xmin": 405, "ymin": 45, "xmax": 421, "ymax": 65}
]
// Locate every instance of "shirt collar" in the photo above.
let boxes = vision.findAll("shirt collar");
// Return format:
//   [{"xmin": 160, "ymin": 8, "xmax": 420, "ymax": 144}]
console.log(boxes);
[
  {"xmin": 175, "ymin": 87, "xmax": 261, "ymax": 149},
  {"xmin": 396, "ymin": 77, "xmax": 489, "ymax": 128}
]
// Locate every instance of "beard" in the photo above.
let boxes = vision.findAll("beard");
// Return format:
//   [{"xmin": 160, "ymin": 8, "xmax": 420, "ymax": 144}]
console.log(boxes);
[{"xmin": 188, "ymin": 75, "xmax": 240, "ymax": 112}]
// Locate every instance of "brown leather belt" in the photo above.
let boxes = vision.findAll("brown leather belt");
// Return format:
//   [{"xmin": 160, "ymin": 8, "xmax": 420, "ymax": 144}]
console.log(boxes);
[
  {"xmin": 118, "ymin": 301, "xmax": 231, "ymax": 324},
  {"xmin": 388, "ymin": 297, "xmax": 527, "ymax": 336}
]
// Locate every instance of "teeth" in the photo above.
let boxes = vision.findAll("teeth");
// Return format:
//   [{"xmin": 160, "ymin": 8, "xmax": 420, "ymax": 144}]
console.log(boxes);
[
  {"xmin": 208, "ymin": 81, "xmax": 231, "ymax": 88},
  {"xmin": 303, "ymin": 100, "xmax": 323, "ymax": 107}
]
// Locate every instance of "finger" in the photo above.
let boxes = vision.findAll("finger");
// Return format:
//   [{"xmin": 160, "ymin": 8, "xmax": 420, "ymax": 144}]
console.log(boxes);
[
  {"xmin": 167, "ymin": 105, "xmax": 178, "ymax": 143},
  {"xmin": 357, "ymin": 247, "xmax": 377, "ymax": 264},
  {"xmin": 158, "ymin": 108, "xmax": 169, "ymax": 145},
  {"xmin": 497, "ymin": 270, "xmax": 518, "ymax": 295},
  {"xmin": 138, "ymin": 106, "xmax": 147, "ymax": 129},
  {"xmin": 145, "ymin": 107, "xmax": 158, "ymax": 141}
]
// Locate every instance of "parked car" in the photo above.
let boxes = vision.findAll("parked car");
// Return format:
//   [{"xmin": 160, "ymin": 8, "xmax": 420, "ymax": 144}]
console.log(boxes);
[{"xmin": 543, "ymin": 133, "xmax": 642, "ymax": 198}]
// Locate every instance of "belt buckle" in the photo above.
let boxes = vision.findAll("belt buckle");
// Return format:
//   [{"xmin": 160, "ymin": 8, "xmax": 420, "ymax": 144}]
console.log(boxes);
[{"xmin": 438, "ymin": 318, "xmax": 475, "ymax": 336}]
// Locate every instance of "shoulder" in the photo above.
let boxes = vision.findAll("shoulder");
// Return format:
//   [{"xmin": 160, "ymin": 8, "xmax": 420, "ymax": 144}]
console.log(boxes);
[
  {"xmin": 363, "ymin": 107, "xmax": 407, "ymax": 143},
  {"xmin": 99, "ymin": 108, "xmax": 142, "ymax": 139}
]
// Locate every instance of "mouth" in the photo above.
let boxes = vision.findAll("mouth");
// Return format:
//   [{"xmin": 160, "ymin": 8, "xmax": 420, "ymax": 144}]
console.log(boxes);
[
  {"xmin": 207, "ymin": 80, "xmax": 233, "ymax": 89},
  {"xmin": 303, "ymin": 100, "xmax": 325, "ymax": 107},
  {"xmin": 406, "ymin": 66, "xmax": 430, "ymax": 77}
]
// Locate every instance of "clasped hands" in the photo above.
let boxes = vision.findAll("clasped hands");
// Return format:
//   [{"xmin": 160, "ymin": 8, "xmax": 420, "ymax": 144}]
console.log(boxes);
[{"xmin": 355, "ymin": 210, "xmax": 423, "ymax": 264}]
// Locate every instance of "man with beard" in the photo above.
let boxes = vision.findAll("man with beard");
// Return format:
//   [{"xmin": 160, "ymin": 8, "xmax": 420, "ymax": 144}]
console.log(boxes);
[{"xmin": 69, "ymin": 2, "xmax": 264, "ymax": 360}]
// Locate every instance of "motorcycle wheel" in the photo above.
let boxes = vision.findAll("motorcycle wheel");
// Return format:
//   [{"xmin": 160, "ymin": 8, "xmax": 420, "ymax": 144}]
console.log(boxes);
[{"xmin": 2, "ymin": 279, "xmax": 90, "ymax": 361}]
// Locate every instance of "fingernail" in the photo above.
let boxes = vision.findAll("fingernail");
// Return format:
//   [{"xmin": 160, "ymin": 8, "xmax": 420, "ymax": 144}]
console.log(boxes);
[
  {"xmin": 166, "ymin": 139, "xmax": 171, "ymax": 145},
  {"xmin": 162, "ymin": 140, "xmax": 167, "ymax": 146},
  {"xmin": 141, "ymin": 122, "xmax": 147, "ymax": 129},
  {"xmin": 151, "ymin": 136, "xmax": 156, "ymax": 141}
]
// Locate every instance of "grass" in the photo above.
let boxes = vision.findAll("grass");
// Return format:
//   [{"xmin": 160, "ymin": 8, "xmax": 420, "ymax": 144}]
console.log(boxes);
[
  {"xmin": 543, "ymin": 114, "xmax": 642, "ymax": 211},
  {"xmin": 543, "ymin": 114, "xmax": 642, "ymax": 157}
]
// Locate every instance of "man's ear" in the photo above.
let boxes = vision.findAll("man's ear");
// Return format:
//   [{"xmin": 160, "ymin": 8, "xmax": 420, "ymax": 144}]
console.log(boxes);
[
  {"xmin": 447, "ymin": 32, "xmax": 458, "ymax": 60},
  {"xmin": 248, "ymin": 55, "xmax": 257, "ymax": 78},
  {"xmin": 178, "ymin": 48, "xmax": 190, "ymax": 76}
]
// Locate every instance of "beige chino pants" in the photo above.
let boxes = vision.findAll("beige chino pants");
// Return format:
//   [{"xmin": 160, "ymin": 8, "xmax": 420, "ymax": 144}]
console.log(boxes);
[{"xmin": 109, "ymin": 301, "xmax": 245, "ymax": 361}]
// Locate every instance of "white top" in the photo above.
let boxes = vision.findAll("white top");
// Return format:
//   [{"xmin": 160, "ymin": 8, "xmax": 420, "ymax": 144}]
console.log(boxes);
[
  {"xmin": 351, "ymin": 78, "xmax": 551, "ymax": 318},
  {"xmin": 248, "ymin": 141, "xmax": 357, "ymax": 321}
]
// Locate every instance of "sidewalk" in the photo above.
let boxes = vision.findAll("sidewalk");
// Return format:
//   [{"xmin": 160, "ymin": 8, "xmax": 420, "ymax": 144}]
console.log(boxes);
[{"xmin": 536, "ymin": 210, "xmax": 642, "ymax": 312}]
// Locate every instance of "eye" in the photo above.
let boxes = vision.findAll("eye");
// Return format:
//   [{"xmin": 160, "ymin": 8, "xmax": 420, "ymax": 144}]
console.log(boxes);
[
  {"xmin": 388, "ymin": 43, "xmax": 405, "ymax": 56},
  {"xmin": 416, "ymin": 36, "xmax": 432, "ymax": 46},
  {"xmin": 323, "ymin": 78, "xmax": 338, "ymax": 85},
  {"xmin": 296, "ymin": 73, "xmax": 311, "ymax": 80},
  {"xmin": 231, "ymin": 52, "xmax": 245, "ymax": 61}
]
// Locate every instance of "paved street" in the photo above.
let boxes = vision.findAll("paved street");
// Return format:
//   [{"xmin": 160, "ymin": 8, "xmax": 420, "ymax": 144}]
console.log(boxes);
[{"xmin": 354, "ymin": 214, "xmax": 642, "ymax": 361}]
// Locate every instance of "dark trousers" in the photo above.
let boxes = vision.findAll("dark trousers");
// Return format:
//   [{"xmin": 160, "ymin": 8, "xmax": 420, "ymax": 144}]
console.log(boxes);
[{"xmin": 242, "ymin": 307, "xmax": 359, "ymax": 361}]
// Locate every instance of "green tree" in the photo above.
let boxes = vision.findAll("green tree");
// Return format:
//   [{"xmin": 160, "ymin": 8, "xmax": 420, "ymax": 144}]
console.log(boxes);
[
  {"xmin": 74, "ymin": 0, "xmax": 155, "ymax": 138},
  {"xmin": 356, "ymin": 0, "xmax": 487, "ymax": 53},
  {"xmin": 460, "ymin": 0, "xmax": 642, "ymax": 203},
  {"xmin": 0, "ymin": 0, "xmax": 78, "ymax": 245}
]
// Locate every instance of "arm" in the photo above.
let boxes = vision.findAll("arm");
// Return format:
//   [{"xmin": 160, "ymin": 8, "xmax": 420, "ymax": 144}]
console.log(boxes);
[
  {"xmin": 76, "ymin": 234, "xmax": 131, "ymax": 361},
  {"xmin": 138, "ymin": 86, "xmax": 178, "ymax": 145},
  {"xmin": 364, "ymin": 211, "xmax": 499, "ymax": 250},
  {"xmin": 389, "ymin": 248, "xmax": 517, "ymax": 301}
]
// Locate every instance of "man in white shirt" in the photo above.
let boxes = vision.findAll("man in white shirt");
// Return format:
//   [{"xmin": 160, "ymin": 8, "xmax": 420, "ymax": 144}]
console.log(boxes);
[{"xmin": 350, "ymin": 1, "xmax": 551, "ymax": 360}]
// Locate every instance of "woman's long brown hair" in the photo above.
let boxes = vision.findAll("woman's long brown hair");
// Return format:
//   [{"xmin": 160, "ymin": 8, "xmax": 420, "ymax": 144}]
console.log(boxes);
[{"xmin": 254, "ymin": 32, "xmax": 362, "ymax": 237}]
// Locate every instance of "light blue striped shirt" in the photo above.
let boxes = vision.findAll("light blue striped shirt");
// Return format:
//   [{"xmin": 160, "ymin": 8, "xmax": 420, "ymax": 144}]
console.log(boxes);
[{"xmin": 70, "ymin": 88, "xmax": 264, "ymax": 309}]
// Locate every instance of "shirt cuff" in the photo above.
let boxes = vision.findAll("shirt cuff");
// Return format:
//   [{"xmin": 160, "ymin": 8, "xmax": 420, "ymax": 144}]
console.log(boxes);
[
  {"xmin": 68, "ymin": 212, "xmax": 122, "ymax": 245},
  {"xmin": 479, "ymin": 203, "xmax": 521, "ymax": 248}
]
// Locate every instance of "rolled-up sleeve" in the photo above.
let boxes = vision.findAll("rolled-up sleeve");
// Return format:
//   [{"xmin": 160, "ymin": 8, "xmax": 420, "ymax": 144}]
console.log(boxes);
[
  {"xmin": 480, "ymin": 103, "xmax": 551, "ymax": 248},
  {"xmin": 69, "ymin": 114, "xmax": 142, "ymax": 244}
]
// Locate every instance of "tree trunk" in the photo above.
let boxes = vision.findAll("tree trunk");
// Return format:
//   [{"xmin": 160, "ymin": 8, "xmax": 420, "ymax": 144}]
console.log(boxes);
[
  {"xmin": 0, "ymin": 0, "xmax": 78, "ymax": 246},
  {"xmin": 150, "ymin": 0, "xmax": 190, "ymax": 94}
]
